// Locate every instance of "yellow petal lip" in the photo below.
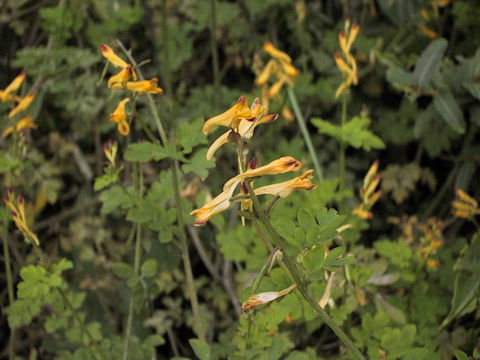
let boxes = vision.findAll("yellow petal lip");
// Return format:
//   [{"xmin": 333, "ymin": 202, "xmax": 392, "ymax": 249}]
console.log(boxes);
[
  {"xmin": 125, "ymin": 78, "xmax": 164, "ymax": 94},
  {"xmin": 108, "ymin": 67, "xmax": 135, "ymax": 88},
  {"xmin": 8, "ymin": 93, "xmax": 35, "ymax": 119},
  {"xmin": 117, "ymin": 121, "xmax": 130, "ymax": 136},
  {"xmin": 100, "ymin": 43, "xmax": 129, "ymax": 69}
]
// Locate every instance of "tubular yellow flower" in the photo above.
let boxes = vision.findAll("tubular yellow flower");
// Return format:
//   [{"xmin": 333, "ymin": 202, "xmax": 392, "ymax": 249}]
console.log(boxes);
[
  {"xmin": 122, "ymin": 78, "xmax": 164, "ymax": 94},
  {"xmin": 0, "ymin": 72, "xmax": 26, "ymax": 102},
  {"xmin": 107, "ymin": 66, "xmax": 135, "ymax": 88},
  {"xmin": 2, "ymin": 115, "xmax": 37, "ymax": 138},
  {"xmin": 109, "ymin": 98, "xmax": 130, "ymax": 123},
  {"xmin": 191, "ymin": 156, "xmax": 302, "ymax": 226},
  {"xmin": 100, "ymin": 44, "xmax": 137, "ymax": 87},
  {"xmin": 254, "ymin": 170, "xmax": 318, "ymax": 198},
  {"xmin": 4, "ymin": 190, "xmax": 40, "ymax": 246},
  {"xmin": 256, "ymin": 60, "xmax": 277, "ymax": 86},
  {"xmin": 268, "ymin": 76, "xmax": 288, "ymax": 98},
  {"xmin": 263, "ymin": 42, "xmax": 292, "ymax": 63},
  {"xmin": 206, "ymin": 112, "xmax": 278, "ymax": 160},
  {"xmin": 203, "ymin": 96, "xmax": 265, "ymax": 135},
  {"xmin": 109, "ymin": 98, "xmax": 130, "ymax": 136},
  {"xmin": 354, "ymin": 160, "xmax": 381, "ymax": 220},
  {"xmin": 9, "ymin": 93, "xmax": 34, "ymax": 119},
  {"xmin": 241, "ymin": 284, "xmax": 297, "ymax": 310},
  {"xmin": 334, "ymin": 22, "xmax": 359, "ymax": 99},
  {"xmin": 452, "ymin": 188, "xmax": 480, "ymax": 218},
  {"xmin": 282, "ymin": 106, "xmax": 294, "ymax": 122}
]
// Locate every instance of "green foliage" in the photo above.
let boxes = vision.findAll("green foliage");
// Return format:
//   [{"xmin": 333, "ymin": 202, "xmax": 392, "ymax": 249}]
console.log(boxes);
[{"xmin": 312, "ymin": 114, "xmax": 385, "ymax": 151}]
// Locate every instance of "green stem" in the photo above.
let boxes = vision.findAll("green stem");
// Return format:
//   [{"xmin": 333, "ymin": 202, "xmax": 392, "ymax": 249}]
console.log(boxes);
[
  {"xmin": 58, "ymin": 288, "xmax": 106, "ymax": 360},
  {"xmin": 339, "ymin": 95, "xmax": 347, "ymax": 208},
  {"xmin": 161, "ymin": 0, "xmax": 173, "ymax": 98},
  {"xmin": 244, "ymin": 181, "xmax": 364, "ymax": 360},
  {"xmin": 210, "ymin": 0, "xmax": 220, "ymax": 104},
  {"xmin": 287, "ymin": 87, "xmax": 323, "ymax": 181},
  {"xmin": 116, "ymin": 40, "xmax": 205, "ymax": 341},
  {"xmin": 123, "ymin": 166, "xmax": 143, "ymax": 360},
  {"xmin": 3, "ymin": 210, "xmax": 15, "ymax": 360}
]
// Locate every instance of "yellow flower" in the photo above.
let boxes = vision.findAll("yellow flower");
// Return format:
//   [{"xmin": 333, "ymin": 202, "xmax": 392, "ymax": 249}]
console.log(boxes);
[
  {"xmin": 254, "ymin": 169, "xmax": 318, "ymax": 198},
  {"xmin": 9, "ymin": 93, "xmax": 34, "ymax": 119},
  {"xmin": 335, "ymin": 22, "xmax": 359, "ymax": 99},
  {"xmin": 206, "ymin": 102, "xmax": 278, "ymax": 160},
  {"xmin": 4, "ymin": 190, "xmax": 39, "ymax": 246},
  {"xmin": 191, "ymin": 156, "xmax": 302, "ymax": 226},
  {"xmin": 100, "ymin": 44, "xmax": 137, "ymax": 88},
  {"xmin": 113, "ymin": 78, "xmax": 164, "ymax": 95},
  {"xmin": 353, "ymin": 161, "xmax": 381, "ymax": 220},
  {"xmin": 0, "ymin": 72, "xmax": 26, "ymax": 103},
  {"xmin": 452, "ymin": 188, "xmax": 480, "ymax": 219},
  {"xmin": 109, "ymin": 98, "xmax": 130, "ymax": 136},
  {"xmin": 255, "ymin": 42, "xmax": 300, "ymax": 122},
  {"xmin": 202, "ymin": 96, "xmax": 264, "ymax": 135},
  {"xmin": 241, "ymin": 284, "xmax": 296, "ymax": 310},
  {"xmin": 2, "ymin": 115, "xmax": 37, "ymax": 138}
]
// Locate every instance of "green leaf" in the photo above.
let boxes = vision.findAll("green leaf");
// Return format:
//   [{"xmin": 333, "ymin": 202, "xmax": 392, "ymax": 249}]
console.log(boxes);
[
  {"xmin": 433, "ymin": 90, "xmax": 466, "ymax": 134},
  {"xmin": 303, "ymin": 246, "xmax": 325, "ymax": 272},
  {"xmin": 124, "ymin": 142, "xmax": 170, "ymax": 162},
  {"xmin": 141, "ymin": 259, "xmax": 157, "ymax": 278},
  {"xmin": 413, "ymin": 38, "xmax": 448, "ymax": 89},
  {"xmin": 177, "ymin": 118, "xmax": 208, "ymax": 154},
  {"xmin": 442, "ymin": 234, "xmax": 480, "ymax": 327},
  {"xmin": 323, "ymin": 246, "xmax": 345, "ymax": 271},
  {"xmin": 181, "ymin": 149, "xmax": 215, "ymax": 181},
  {"xmin": 453, "ymin": 350, "xmax": 469, "ymax": 360},
  {"xmin": 143, "ymin": 334, "xmax": 165, "ymax": 348},
  {"xmin": 312, "ymin": 115, "xmax": 385, "ymax": 151},
  {"xmin": 275, "ymin": 218, "xmax": 301, "ymax": 247},
  {"xmin": 112, "ymin": 262, "xmax": 135, "ymax": 280},
  {"xmin": 99, "ymin": 185, "xmax": 135, "ymax": 214},
  {"xmin": 0, "ymin": 155, "xmax": 22, "ymax": 174},
  {"xmin": 463, "ymin": 46, "xmax": 480, "ymax": 99},
  {"xmin": 94, "ymin": 173, "xmax": 118, "ymax": 191},
  {"xmin": 189, "ymin": 339, "xmax": 211, "ymax": 360},
  {"xmin": 297, "ymin": 208, "xmax": 314, "ymax": 233}
]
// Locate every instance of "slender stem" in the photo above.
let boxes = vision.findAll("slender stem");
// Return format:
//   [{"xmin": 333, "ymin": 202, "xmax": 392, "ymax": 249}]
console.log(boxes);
[
  {"xmin": 3, "ymin": 210, "xmax": 15, "ymax": 360},
  {"xmin": 123, "ymin": 165, "xmax": 143, "ymax": 360},
  {"xmin": 339, "ymin": 95, "xmax": 347, "ymax": 208},
  {"xmin": 287, "ymin": 87, "xmax": 324, "ymax": 181},
  {"xmin": 117, "ymin": 40, "xmax": 205, "ymax": 341},
  {"xmin": 161, "ymin": 0, "xmax": 173, "ymax": 97},
  {"xmin": 244, "ymin": 181, "xmax": 364, "ymax": 360},
  {"xmin": 58, "ymin": 288, "xmax": 106, "ymax": 360},
  {"xmin": 210, "ymin": 0, "xmax": 220, "ymax": 104}
]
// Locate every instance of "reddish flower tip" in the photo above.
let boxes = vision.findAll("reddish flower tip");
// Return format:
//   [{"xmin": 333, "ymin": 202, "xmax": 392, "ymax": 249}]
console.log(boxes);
[
  {"xmin": 16, "ymin": 195, "xmax": 24, "ymax": 203},
  {"xmin": 11, "ymin": 211, "xmax": 17, "ymax": 218},
  {"xmin": 248, "ymin": 158, "xmax": 258, "ymax": 170},
  {"xmin": 99, "ymin": 44, "xmax": 108, "ymax": 53},
  {"xmin": 237, "ymin": 96, "xmax": 247, "ymax": 104}
]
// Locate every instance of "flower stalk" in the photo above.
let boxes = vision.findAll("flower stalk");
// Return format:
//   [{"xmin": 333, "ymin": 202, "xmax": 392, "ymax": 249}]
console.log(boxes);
[{"xmin": 287, "ymin": 86, "xmax": 324, "ymax": 181}]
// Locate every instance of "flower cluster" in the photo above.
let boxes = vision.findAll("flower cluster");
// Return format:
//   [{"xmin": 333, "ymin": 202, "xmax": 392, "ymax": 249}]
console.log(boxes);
[
  {"xmin": 100, "ymin": 44, "xmax": 163, "ymax": 136},
  {"xmin": 353, "ymin": 161, "xmax": 382, "ymax": 220},
  {"xmin": 334, "ymin": 20, "xmax": 359, "ymax": 99},
  {"xmin": 255, "ymin": 42, "xmax": 300, "ymax": 122},
  {"xmin": 192, "ymin": 96, "xmax": 318, "ymax": 226},
  {"xmin": 0, "ymin": 72, "xmax": 37, "ymax": 138},
  {"xmin": 203, "ymin": 96, "xmax": 278, "ymax": 160},
  {"xmin": 419, "ymin": 218, "xmax": 444, "ymax": 269},
  {"xmin": 452, "ymin": 188, "xmax": 480, "ymax": 219},
  {"xmin": 4, "ymin": 189, "xmax": 39, "ymax": 246}
]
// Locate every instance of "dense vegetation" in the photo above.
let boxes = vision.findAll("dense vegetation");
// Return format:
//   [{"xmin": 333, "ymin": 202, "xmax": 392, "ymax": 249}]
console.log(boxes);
[{"xmin": 1, "ymin": 0, "xmax": 479, "ymax": 359}]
